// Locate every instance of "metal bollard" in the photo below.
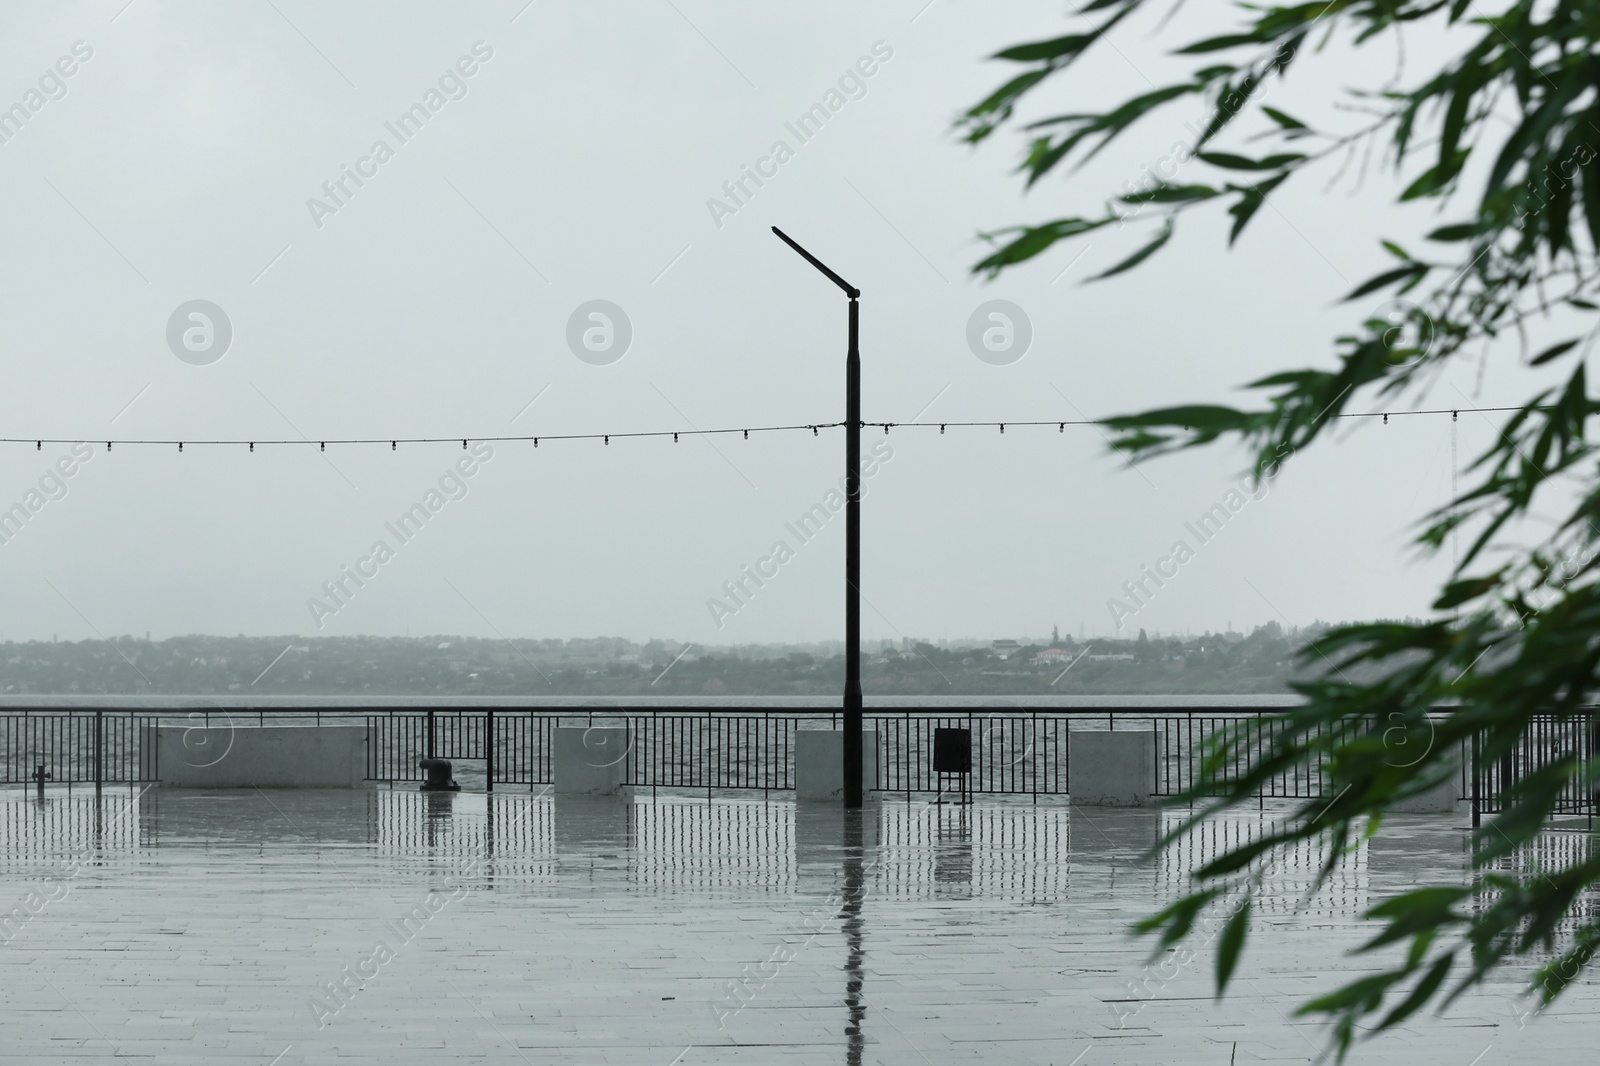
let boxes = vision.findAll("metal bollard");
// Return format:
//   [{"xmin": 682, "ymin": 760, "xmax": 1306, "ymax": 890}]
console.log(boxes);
[
  {"xmin": 33, "ymin": 763, "xmax": 52, "ymax": 801},
  {"xmin": 417, "ymin": 757, "xmax": 461, "ymax": 792}
]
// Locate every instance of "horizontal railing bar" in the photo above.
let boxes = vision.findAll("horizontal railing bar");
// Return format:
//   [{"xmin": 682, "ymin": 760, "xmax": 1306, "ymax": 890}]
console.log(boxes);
[{"xmin": 0, "ymin": 704, "xmax": 1503, "ymax": 716}]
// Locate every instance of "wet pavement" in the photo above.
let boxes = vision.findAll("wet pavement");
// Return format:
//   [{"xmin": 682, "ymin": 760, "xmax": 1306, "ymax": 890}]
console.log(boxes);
[{"xmin": 0, "ymin": 786, "xmax": 1595, "ymax": 1064}]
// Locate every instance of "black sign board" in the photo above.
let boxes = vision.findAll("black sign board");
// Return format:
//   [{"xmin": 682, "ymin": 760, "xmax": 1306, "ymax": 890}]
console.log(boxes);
[{"xmin": 933, "ymin": 728, "xmax": 972, "ymax": 774}]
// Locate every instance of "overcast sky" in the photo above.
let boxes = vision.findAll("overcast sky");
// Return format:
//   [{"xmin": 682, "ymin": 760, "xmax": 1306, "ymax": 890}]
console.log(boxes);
[{"xmin": 0, "ymin": 1, "xmax": 1572, "ymax": 648}]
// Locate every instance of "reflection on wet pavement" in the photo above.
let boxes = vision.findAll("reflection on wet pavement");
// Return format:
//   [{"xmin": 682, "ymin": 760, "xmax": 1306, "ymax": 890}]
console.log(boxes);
[{"xmin": 0, "ymin": 786, "xmax": 1594, "ymax": 1064}]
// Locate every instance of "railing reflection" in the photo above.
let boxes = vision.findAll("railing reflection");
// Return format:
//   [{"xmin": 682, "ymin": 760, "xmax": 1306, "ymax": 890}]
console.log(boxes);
[
  {"xmin": 0, "ymin": 785, "xmax": 151, "ymax": 856},
  {"xmin": 1156, "ymin": 812, "xmax": 1371, "ymax": 919},
  {"xmin": 10, "ymin": 787, "xmax": 1592, "ymax": 940}
]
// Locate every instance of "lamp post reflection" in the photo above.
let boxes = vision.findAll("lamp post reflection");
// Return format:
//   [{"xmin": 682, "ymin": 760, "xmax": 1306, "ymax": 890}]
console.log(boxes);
[{"xmin": 840, "ymin": 807, "xmax": 868, "ymax": 1065}]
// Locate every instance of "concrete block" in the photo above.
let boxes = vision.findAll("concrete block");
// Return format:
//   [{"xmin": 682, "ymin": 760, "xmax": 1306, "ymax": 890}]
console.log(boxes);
[
  {"xmin": 553, "ymin": 726, "xmax": 631, "ymax": 795},
  {"xmin": 155, "ymin": 725, "xmax": 366, "ymax": 788},
  {"xmin": 1069, "ymin": 729, "xmax": 1155, "ymax": 807},
  {"xmin": 1389, "ymin": 744, "xmax": 1467, "ymax": 814},
  {"xmin": 794, "ymin": 729, "xmax": 878, "ymax": 802}
]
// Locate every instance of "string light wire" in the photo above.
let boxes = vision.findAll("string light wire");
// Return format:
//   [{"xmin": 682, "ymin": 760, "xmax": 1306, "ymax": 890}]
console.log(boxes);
[{"xmin": 0, "ymin": 405, "xmax": 1533, "ymax": 452}]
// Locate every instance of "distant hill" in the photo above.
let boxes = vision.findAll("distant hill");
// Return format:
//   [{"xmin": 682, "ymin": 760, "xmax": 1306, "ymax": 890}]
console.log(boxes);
[{"xmin": 0, "ymin": 627, "xmax": 1317, "ymax": 696}]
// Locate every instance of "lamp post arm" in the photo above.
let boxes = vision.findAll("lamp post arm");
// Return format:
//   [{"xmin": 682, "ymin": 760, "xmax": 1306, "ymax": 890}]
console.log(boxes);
[{"xmin": 771, "ymin": 226, "xmax": 859, "ymax": 298}]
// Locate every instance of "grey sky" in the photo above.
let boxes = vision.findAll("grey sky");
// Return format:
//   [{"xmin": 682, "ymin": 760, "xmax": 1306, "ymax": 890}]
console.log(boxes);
[{"xmin": 0, "ymin": 2, "xmax": 1569, "ymax": 646}]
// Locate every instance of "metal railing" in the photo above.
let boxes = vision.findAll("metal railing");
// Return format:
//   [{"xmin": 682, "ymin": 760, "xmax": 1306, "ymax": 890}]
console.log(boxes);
[
  {"xmin": 1152, "ymin": 710, "xmax": 1376, "ymax": 800},
  {"xmin": 0, "ymin": 710, "xmax": 159, "ymax": 785},
  {"xmin": 1471, "ymin": 713, "xmax": 1600, "ymax": 825},
  {"xmin": 1, "ymin": 706, "xmax": 1591, "ymax": 821}
]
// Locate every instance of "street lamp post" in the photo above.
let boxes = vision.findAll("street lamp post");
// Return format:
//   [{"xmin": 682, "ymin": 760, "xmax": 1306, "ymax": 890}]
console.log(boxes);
[{"xmin": 772, "ymin": 226, "xmax": 863, "ymax": 808}]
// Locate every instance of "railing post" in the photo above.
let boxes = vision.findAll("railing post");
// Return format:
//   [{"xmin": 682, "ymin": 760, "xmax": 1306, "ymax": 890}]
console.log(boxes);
[
  {"xmin": 427, "ymin": 710, "xmax": 436, "ymax": 761},
  {"xmin": 95, "ymin": 710, "xmax": 103, "ymax": 791},
  {"xmin": 904, "ymin": 711, "xmax": 911, "ymax": 804},
  {"xmin": 1031, "ymin": 711, "xmax": 1038, "ymax": 805},
  {"xmin": 1472, "ymin": 731, "xmax": 1481, "ymax": 829},
  {"xmin": 486, "ymin": 708, "xmax": 494, "ymax": 793},
  {"xmin": 1589, "ymin": 712, "xmax": 1598, "ymax": 831},
  {"xmin": 1259, "ymin": 712, "xmax": 1265, "ymax": 811},
  {"xmin": 1499, "ymin": 748, "xmax": 1513, "ymax": 812}
]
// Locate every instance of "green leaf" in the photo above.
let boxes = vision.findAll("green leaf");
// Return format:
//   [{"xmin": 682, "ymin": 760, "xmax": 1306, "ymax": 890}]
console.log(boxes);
[
  {"xmin": 1177, "ymin": 34, "xmax": 1268, "ymax": 55},
  {"xmin": 1345, "ymin": 264, "xmax": 1428, "ymax": 300},
  {"xmin": 1427, "ymin": 224, "xmax": 1478, "ymax": 242},
  {"xmin": 1261, "ymin": 106, "xmax": 1308, "ymax": 131},
  {"xmin": 959, "ymin": 70, "xmax": 1052, "ymax": 143},
  {"xmin": 993, "ymin": 33, "xmax": 1097, "ymax": 63},
  {"xmin": 1227, "ymin": 174, "xmax": 1288, "ymax": 246},
  {"xmin": 1582, "ymin": 149, "xmax": 1600, "ymax": 253},
  {"xmin": 991, "ymin": 5, "xmax": 1138, "ymax": 66},
  {"xmin": 972, "ymin": 217, "xmax": 1111, "ymax": 277},
  {"xmin": 1135, "ymin": 887, "xmax": 1227, "ymax": 949},
  {"xmin": 1198, "ymin": 151, "xmax": 1306, "ymax": 171},
  {"xmin": 1106, "ymin": 404, "xmax": 1251, "ymax": 434},
  {"xmin": 1120, "ymin": 183, "xmax": 1218, "ymax": 205},
  {"xmin": 1374, "ymin": 954, "xmax": 1454, "ymax": 1032},
  {"xmin": 1400, "ymin": 150, "xmax": 1469, "ymax": 200},
  {"xmin": 1432, "ymin": 574, "xmax": 1502, "ymax": 610},
  {"xmin": 1090, "ymin": 219, "xmax": 1174, "ymax": 280},
  {"xmin": 1297, "ymin": 969, "xmax": 1407, "ymax": 1021},
  {"xmin": 1216, "ymin": 901, "xmax": 1251, "ymax": 995},
  {"xmin": 1530, "ymin": 340, "xmax": 1580, "ymax": 366}
]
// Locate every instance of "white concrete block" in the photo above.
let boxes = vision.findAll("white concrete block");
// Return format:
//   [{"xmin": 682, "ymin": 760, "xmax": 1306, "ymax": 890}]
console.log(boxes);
[
  {"xmin": 553, "ymin": 726, "xmax": 630, "ymax": 795},
  {"xmin": 1069, "ymin": 729, "xmax": 1155, "ymax": 807},
  {"xmin": 1389, "ymin": 744, "xmax": 1467, "ymax": 814},
  {"xmin": 155, "ymin": 725, "xmax": 366, "ymax": 788},
  {"xmin": 794, "ymin": 729, "xmax": 878, "ymax": 802}
]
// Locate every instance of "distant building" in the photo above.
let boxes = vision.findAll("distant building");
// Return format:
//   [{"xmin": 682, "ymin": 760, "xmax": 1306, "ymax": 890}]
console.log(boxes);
[
  {"xmin": 1088, "ymin": 653, "xmax": 1135, "ymax": 662},
  {"xmin": 1031, "ymin": 648, "xmax": 1072, "ymax": 665},
  {"xmin": 991, "ymin": 639, "xmax": 1022, "ymax": 660}
]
